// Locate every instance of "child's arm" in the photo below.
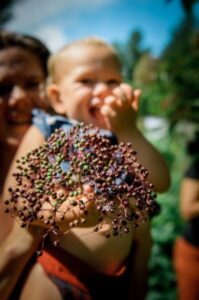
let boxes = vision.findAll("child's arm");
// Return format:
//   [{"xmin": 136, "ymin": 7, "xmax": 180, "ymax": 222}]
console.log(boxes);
[
  {"xmin": 101, "ymin": 83, "xmax": 170, "ymax": 193},
  {"xmin": 120, "ymin": 128, "xmax": 170, "ymax": 193}
]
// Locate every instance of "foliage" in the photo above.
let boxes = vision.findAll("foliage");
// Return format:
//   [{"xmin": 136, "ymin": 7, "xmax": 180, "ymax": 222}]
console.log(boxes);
[
  {"xmin": 145, "ymin": 130, "xmax": 187, "ymax": 300},
  {"xmin": 0, "ymin": 0, "xmax": 24, "ymax": 26},
  {"xmin": 167, "ymin": 0, "xmax": 199, "ymax": 14},
  {"xmin": 131, "ymin": 15, "xmax": 199, "ymax": 129},
  {"xmin": 160, "ymin": 16, "xmax": 199, "ymax": 126},
  {"xmin": 133, "ymin": 53, "xmax": 159, "ymax": 85},
  {"xmin": 114, "ymin": 30, "xmax": 150, "ymax": 80}
]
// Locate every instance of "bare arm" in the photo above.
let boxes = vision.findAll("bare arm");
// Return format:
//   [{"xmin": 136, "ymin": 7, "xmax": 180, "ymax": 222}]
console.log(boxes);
[
  {"xmin": 0, "ymin": 125, "xmax": 45, "ymax": 299},
  {"xmin": 3, "ymin": 125, "xmax": 46, "ymax": 202},
  {"xmin": 180, "ymin": 178, "xmax": 199, "ymax": 221},
  {"xmin": 118, "ymin": 128, "xmax": 171, "ymax": 193},
  {"xmin": 101, "ymin": 83, "xmax": 170, "ymax": 193},
  {"xmin": 0, "ymin": 223, "xmax": 44, "ymax": 300},
  {"xmin": 128, "ymin": 220, "xmax": 152, "ymax": 300}
]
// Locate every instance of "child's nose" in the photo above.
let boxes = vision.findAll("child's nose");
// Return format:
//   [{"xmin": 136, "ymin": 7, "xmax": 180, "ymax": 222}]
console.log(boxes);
[{"xmin": 93, "ymin": 82, "xmax": 109, "ymax": 98}]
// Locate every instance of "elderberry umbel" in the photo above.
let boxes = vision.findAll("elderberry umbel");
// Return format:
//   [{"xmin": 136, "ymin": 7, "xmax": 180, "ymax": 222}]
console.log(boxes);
[{"xmin": 5, "ymin": 123, "xmax": 158, "ymax": 239}]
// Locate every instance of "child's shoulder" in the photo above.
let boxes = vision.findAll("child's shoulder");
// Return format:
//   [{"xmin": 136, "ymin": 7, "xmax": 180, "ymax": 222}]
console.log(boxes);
[
  {"xmin": 32, "ymin": 109, "xmax": 76, "ymax": 139},
  {"xmin": 32, "ymin": 109, "xmax": 118, "ymax": 144}
]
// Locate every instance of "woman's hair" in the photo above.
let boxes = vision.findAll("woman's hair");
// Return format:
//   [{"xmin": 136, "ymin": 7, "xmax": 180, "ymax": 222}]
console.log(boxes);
[{"xmin": 0, "ymin": 30, "xmax": 50, "ymax": 76}]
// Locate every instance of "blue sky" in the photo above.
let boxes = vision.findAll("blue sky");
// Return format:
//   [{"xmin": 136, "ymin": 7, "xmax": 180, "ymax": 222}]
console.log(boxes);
[{"xmin": 6, "ymin": 0, "xmax": 198, "ymax": 56}]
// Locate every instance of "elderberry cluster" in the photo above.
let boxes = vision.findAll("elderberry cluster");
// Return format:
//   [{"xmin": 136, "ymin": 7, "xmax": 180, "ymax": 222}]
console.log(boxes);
[{"xmin": 4, "ymin": 123, "xmax": 158, "ymax": 239}]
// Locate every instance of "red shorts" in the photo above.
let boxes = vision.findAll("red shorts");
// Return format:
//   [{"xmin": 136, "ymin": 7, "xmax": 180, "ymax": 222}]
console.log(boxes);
[
  {"xmin": 173, "ymin": 237, "xmax": 199, "ymax": 300},
  {"xmin": 38, "ymin": 245, "xmax": 133, "ymax": 300}
]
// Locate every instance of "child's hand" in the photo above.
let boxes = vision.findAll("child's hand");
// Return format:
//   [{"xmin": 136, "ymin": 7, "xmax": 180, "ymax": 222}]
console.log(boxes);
[
  {"xmin": 36, "ymin": 184, "xmax": 94, "ymax": 232},
  {"xmin": 100, "ymin": 83, "xmax": 141, "ymax": 134}
]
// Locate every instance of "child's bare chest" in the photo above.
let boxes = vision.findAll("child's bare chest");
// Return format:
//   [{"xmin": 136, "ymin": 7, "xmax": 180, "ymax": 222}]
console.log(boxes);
[{"xmin": 56, "ymin": 224, "xmax": 134, "ymax": 275}]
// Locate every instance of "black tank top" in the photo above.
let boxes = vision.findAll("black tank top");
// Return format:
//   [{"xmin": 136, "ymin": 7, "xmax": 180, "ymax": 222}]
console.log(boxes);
[{"xmin": 183, "ymin": 157, "xmax": 199, "ymax": 247}]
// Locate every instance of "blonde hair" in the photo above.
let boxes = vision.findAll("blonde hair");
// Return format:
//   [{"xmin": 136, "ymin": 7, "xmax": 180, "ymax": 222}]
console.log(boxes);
[{"xmin": 48, "ymin": 37, "xmax": 121, "ymax": 83}]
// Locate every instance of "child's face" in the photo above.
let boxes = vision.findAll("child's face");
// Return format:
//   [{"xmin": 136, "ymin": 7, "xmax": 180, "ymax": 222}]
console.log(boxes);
[
  {"xmin": 49, "ymin": 45, "xmax": 122, "ymax": 129},
  {"xmin": 0, "ymin": 47, "xmax": 46, "ymax": 125}
]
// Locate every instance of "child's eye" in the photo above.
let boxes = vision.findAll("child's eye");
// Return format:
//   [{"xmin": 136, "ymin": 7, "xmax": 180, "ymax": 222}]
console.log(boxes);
[
  {"xmin": 106, "ymin": 79, "xmax": 120, "ymax": 87},
  {"xmin": 79, "ymin": 79, "xmax": 95, "ymax": 85}
]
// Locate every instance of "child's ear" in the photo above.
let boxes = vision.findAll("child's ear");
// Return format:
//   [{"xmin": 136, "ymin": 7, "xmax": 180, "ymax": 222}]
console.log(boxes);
[
  {"xmin": 47, "ymin": 84, "xmax": 65, "ymax": 114},
  {"xmin": 131, "ymin": 89, "xmax": 141, "ymax": 111}
]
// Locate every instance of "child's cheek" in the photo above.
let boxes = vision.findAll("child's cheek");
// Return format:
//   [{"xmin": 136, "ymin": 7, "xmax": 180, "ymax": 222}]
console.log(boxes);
[{"xmin": 77, "ymin": 87, "xmax": 92, "ymax": 102}]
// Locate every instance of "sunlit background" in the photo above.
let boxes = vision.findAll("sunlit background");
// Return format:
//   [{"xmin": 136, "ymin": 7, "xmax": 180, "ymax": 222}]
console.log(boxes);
[
  {"xmin": 1, "ymin": 1, "xmax": 199, "ymax": 299},
  {"xmin": 4, "ymin": 0, "xmax": 190, "ymax": 54}
]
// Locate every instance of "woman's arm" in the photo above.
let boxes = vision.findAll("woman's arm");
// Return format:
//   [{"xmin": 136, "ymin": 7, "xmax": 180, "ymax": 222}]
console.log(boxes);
[
  {"xmin": 3, "ymin": 125, "xmax": 45, "ymax": 203},
  {"xmin": 128, "ymin": 220, "xmax": 152, "ymax": 300},
  {"xmin": 180, "ymin": 178, "xmax": 199, "ymax": 221},
  {"xmin": 0, "ymin": 222, "xmax": 44, "ymax": 300},
  {"xmin": 0, "ymin": 125, "xmax": 45, "ymax": 300}
]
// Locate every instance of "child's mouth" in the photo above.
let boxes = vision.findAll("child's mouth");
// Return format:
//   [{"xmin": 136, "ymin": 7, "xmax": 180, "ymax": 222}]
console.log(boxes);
[
  {"xmin": 89, "ymin": 106, "xmax": 104, "ymax": 124},
  {"xmin": 89, "ymin": 98, "xmax": 105, "ymax": 125}
]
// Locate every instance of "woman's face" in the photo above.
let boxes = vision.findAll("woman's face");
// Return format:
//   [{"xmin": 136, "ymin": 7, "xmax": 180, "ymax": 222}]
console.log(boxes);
[{"xmin": 0, "ymin": 46, "xmax": 47, "ymax": 126}]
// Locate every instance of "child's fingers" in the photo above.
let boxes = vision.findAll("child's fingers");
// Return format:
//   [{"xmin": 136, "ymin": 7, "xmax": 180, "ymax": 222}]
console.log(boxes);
[
  {"xmin": 117, "ymin": 83, "xmax": 141, "ymax": 111},
  {"xmin": 90, "ymin": 97, "xmax": 101, "ymax": 106},
  {"xmin": 113, "ymin": 86, "xmax": 129, "ymax": 103},
  {"xmin": 112, "ymin": 85, "xmax": 133, "ymax": 109},
  {"xmin": 120, "ymin": 83, "xmax": 134, "ymax": 100},
  {"xmin": 52, "ymin": 195, "xmax": 92, "ymax": 225},
  {"xmin": 100, "ymin": 104, "xmax": 116, "ymax": 118},
  {"xmin": 82, "ymin": 183, "xmax": 94, "ymax": 194},
  {"xmin": 104, "ymin": 95, "xmax": 116, "ymax": 105},
  {"xmin": 36, "ymin": 185, "xmax": 93, "ymax": 226},
  {"xmin": 133, "ymin": 89, "xmax": 141, "ymax": 107},
  {"xmin": 134, "ymin": 89, "xmax": 141, "ymax": 98},
  {"xmin": 119, "ymin": 84, "xmax": 141, "ymax": 102},
  {"xmin": 104, "ymin": 95, "xmax": 122, "ymax": 110}
]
